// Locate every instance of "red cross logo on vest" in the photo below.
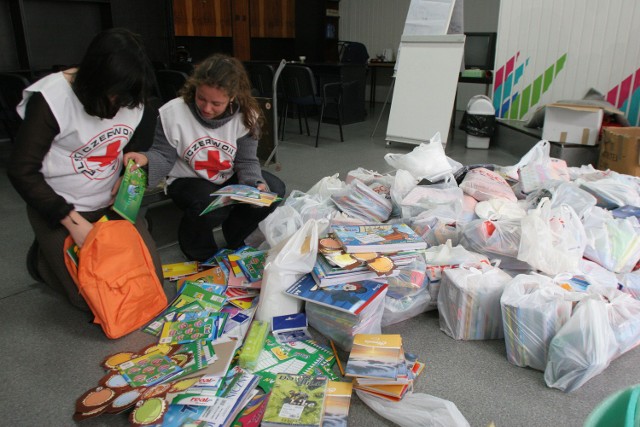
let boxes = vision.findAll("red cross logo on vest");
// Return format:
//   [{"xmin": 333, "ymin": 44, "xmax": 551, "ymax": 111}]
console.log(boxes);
[
  {"xmin": 195, "ymin": 150, "xmax": 232, "ymax": 178},
  {"xmin": 87, "ymin": 140, "xmax": 121, "ymax": 167}
]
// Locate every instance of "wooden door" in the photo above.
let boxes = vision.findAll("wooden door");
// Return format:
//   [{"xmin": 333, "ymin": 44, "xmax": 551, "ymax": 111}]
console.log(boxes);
[
  {"xmin": 232, "ymin": 0, "xmax": 250, "ymax": 60},
  {"xmin": 173, "ymin": 0, "xmax": 232, "ymax": 37},
  {"xmin": 250, "ymin": 0, "xmax": 295, "ymax": 38}
]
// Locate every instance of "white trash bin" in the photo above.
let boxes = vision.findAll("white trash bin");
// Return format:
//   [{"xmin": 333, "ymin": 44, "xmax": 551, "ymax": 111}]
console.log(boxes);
[{"xmin": 463, "ymin": 95, "xmax": 496, "ymax": 149}]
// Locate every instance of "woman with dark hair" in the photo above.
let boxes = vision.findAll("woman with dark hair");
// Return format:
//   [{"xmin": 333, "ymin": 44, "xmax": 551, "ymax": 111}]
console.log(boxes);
[
  {"xmin": 7, "ymin": 28, "xmax": 164, "ymax": 310},
  {"xmin": 125, "ymin": 53, "xmax": 286, "ymax": 262}
]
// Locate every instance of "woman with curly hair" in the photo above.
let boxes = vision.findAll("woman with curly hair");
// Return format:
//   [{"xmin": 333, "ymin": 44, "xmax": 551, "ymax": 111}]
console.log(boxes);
[{"xmin": 125, "ymin": 54, "xmax": 285, "ymax": 261}]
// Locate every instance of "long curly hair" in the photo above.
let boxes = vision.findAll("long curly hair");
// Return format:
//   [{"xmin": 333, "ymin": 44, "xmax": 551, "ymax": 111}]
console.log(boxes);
[{"xmin": 179, "ymin": 54, "xmax": 263, "ymax": 138}]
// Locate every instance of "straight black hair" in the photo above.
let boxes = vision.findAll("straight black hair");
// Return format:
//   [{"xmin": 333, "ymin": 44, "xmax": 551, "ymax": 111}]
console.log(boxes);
[{"xmin": 73, "ymin": 28, "xmax": 156, "ymax": 118}]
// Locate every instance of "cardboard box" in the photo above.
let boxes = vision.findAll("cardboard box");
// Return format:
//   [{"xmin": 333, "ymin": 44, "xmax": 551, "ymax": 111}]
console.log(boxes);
[
  {"xmin": 598, "ymin": 127, "xmax": 640, "ymax": 177},
  {"xmin": 542, "ymin": 103, "xmax": 604, "ymax": 146},
  {"xmin": 549, "ymin": 141, "xmax": 600, "ymax": 167}
]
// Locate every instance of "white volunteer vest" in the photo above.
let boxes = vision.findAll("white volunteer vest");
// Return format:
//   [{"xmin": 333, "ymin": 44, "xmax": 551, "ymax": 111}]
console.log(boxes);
[
  {"xmin": 159, "ymin": 98, "xmax": 248, "ymax": 185},
  {"xmin": 17, "ymin": 72, "xmax": 144, "ymax": 212}
]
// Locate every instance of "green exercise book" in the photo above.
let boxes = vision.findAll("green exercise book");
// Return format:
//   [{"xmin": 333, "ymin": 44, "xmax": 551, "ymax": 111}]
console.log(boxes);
[
  {"xmin": 261, "ymin": 374, "xmax": 328, "ymax": 427},
  {"xmin": 112, "ymin": 159, "xmax": 147, "ymax": 223}
]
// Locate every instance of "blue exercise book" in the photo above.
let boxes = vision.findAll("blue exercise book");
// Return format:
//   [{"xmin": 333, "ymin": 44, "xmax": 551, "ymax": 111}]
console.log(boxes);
[
  {"xmin": 331, "ymin": 223, "xmax": 427, "ymax": 253},
  {"xmin": 285, "ymin": 273, "xmax": 388, "ymax": 315}
]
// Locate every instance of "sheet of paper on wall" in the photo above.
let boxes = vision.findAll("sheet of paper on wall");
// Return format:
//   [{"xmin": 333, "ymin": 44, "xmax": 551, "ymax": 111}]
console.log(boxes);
[{"xmin": 402, "ymin": 0, "xmax": 456, "ymax": 36}]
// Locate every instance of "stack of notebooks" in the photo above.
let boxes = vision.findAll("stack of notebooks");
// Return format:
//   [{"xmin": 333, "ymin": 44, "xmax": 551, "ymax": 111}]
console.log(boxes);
[
  {"xmin": 437, "ymin": 266, "xmax": 513, "ymax": 340},
  {"xmin": 287, "ymin": 274, "xmax": 388, "ymax": 351},
  {"xmin": 311, "ymin": 223, "xmax": 426, "ymax": 287},
  {"xmin": 345, "ymin": 334, "xmax": 424, "ymax": 401},
  {"xmin": 261, "ymin": 374, "xmax": 353, "ymax": 427}
]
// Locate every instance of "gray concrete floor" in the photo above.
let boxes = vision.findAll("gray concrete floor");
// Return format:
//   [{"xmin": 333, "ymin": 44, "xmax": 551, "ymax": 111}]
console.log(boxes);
[{"xmin": 1, "ymin": 106, "xmax": 636, "ymax": 427}]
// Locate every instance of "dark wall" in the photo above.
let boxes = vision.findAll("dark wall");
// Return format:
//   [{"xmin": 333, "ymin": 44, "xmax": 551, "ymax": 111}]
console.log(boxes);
[
  {"xmin": 110, "ymin": 0, "xmax": 173, "ymax": 64},
  {"xmin": 0, "ymin": 0, "xmax": 173, "ymax": 74}
]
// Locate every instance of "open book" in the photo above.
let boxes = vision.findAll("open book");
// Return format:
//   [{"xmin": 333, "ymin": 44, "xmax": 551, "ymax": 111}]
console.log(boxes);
[{"xmin": 200, "ymin": 184, "xmax": 281, "ymax": 215}]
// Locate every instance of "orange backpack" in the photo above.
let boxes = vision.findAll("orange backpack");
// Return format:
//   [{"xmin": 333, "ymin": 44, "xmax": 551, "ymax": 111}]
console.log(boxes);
[{"xmin": 64, "ymin": 220, "xmax": 167, "ymax": 339}]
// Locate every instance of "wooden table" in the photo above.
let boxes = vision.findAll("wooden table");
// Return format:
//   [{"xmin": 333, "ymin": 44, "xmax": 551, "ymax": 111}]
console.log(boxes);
[{"xmin": 368, "ymin": 61, "xmax": 395, "ymax": 108}]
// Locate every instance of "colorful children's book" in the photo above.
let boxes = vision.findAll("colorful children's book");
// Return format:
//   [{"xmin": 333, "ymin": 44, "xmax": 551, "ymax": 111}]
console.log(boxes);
[
  {"xmin": 200, "ymin": 184, "xmax": 281, "ymax": 215},
  {"xmin": 252, "ymin": 336, "xmax": 335, "ymax": 393},
  {"xmin": 162, "ymin": 261, "xmax": 199, "ymax": 280},
  {"xmin": 322, "ymin": 381, "xmax": 353, "ymax": 427},
  {"xmin": 344, "ymin": 334, "xmax": 403, "ymax": 380},
  {"xmin": 158, "ymin": 317, "xmax": 219, "ymax": 345},
  {"xmin": 285, "ymin": 274, "xmax": 389, "ymax": 315},
  {"xmin": 331, "ymin": 223, "xmax": 427, "ymax": 253},
  {"xmin": 118, "ymin": 353, "xmax": 183, "ymax": 388},
  {"xmin": 177, "ymin": 266, "xmax": 227, "ymax": 289},
  {"xmin": 112, "ymin": 159, "xmax": 147, "ymax": 223},
  {"xmin": 261, "ymin": 374, "xmax": 328, "ymax": 427}
]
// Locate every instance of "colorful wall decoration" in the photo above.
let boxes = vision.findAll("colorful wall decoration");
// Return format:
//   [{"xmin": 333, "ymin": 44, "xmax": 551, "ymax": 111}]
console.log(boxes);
[{"xmin": 493, "ymin": 0, "xmax": 640, "ymax": 125}]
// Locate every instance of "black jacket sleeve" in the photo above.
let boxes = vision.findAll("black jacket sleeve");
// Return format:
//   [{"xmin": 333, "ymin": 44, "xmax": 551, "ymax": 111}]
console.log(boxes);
[{"xmin": 7, "ymin": 93, "xmax": 74, "ymax": 226}]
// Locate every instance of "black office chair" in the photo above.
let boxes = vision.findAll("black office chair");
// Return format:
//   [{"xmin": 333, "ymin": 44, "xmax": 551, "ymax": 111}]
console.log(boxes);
[
  {"xmin": 279, "ymin": 65, "xmax": 344, "ymax": 147},
  {"xmin": 155, "ymin": 69, "xmax": 189, "ymax": 103},
  {"xmin": 0, "ymin": 73, "xmax": 30, "ymax": 143},
  {"xmin": 339, "ymin": 41, "xmax": 370, "ymax": 64},
  {"xmin": 244, "ymin": 62, "xmax": 275, "ymax": 98}
]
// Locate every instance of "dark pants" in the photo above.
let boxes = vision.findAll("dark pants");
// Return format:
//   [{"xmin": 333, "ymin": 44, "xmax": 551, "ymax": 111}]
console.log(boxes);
[
  {"xmin": 167, "ymin": 171, "xmax": 286, "ymax": 261},
  {"xmin": 27, "ymin": 205, "xmax": 164, "ymax": 310}
]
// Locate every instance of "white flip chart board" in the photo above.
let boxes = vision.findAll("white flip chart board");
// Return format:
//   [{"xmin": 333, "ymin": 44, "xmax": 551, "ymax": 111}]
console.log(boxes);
[{"xmin": 386, "ymin": 34, "xmax": 465, "ymax": 146}]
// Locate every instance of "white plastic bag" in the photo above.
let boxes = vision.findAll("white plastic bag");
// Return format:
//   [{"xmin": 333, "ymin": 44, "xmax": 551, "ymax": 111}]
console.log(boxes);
[
  {"xmin": 459, "ymin": 167, "xmax": 517, "ymax": 202},
  {"xmin": 382, "ymin": 287, "xmax": 432, "ymax": 327},
  {"xmin": 284, "ymin": 190, "xmax": 339, "ymax": 222},
  {"xmin": 423, "ymin": 241, "xmax": 490, "ymax": 306},
  {"xmin": 517, "ymin": 199, "xmax": 587, "ymax": 275},
  {"xmin": 583, "ymin": 213, "xmax": 640, "ymax": 273},
  {"xmin": 384, "ymin": 132, "xmax": 453, "ymax": 181},
  {"xmin": 307, "ymin": 173, "xmax": 345, "ymax": 197},
  {"xmin": 259, "ymin": 205, "xmax": 304, "ymax": 249},
  {"xmin": 400, "ymin": 178, "xmax": 463, "ymax": 219},
  {"xmin": 544, "ymin": 294, "xmax": 618, "ymax": 392},
  {"xmin": 255, "ymin": 218, "xmax": 328, "ymax": 322},
  {"xmin": 437, "ymin": 265, "xmax": 512, "ymax": 340},
  {"xmin": 390, "ymin": 169, "xmax": 419, "ymax": 218},
  {"xmin": 330, "ymin": 178, "xmax": 392, "ymax": 222},
  {"xmin": 500, "ymin": 274, "xmax": 572, "ymax": 371},
  {"xmin": 356, "ymin": 390, "xmax": 470, "ymax": 427},
  {"xmin": 461, "ymin": 218, "xmax": 522, "ymax": 259}
]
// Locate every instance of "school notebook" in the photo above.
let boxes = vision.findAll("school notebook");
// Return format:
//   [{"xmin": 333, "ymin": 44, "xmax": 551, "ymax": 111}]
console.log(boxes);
[
  {"xmin": 285, "ymin": 273, "xmax": 388, "ymax": 315},
  {"xmin": 332, "ymin": 223, "xmax": 427, "ymax": 253}
]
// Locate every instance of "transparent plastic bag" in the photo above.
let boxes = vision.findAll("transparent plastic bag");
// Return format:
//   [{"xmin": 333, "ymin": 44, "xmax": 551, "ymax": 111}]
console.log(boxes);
[
  {"xmin": 459, "ymin": 167, "xmax": 517, "ymax": 202},
  {"xmin": 355, "ymin": 390, "xmax": 470, "ymax": 427},
  {"xmin": 437, "ymin": 265, "xmax": 512, "ymax": 340},
  {"xmin": 583, "ymin": 213, "xmax": 640, "ymax": 273},
  {"xmin": 500, "ymin": 274, "xmax": 573, "ymax": 371},
  {"xmin": 544, "ymin": 294, "xmax": 618, "ymax": 392},
  {"xmin": 517, "ymin": 199, "xmax": 587, "ymax": 275},
  {"xmin": 255, "ymin": 218, "xmax": 328, "ymax": 322},
  {"xmin": 382, "ymin": 287, "xmax": 432, "ymax": 327},
  {"xmin": 307, "ymin": 173, "xmax": 346, "ymax": 197},
  {"xmin": 306, "ymin": 288, "xmax": 386, "ymax": 351},
  {"xmin": 259, "ymin": 205, "xmax": 303, "ymax": 249},
  {"xmin": 384, "ymin": 132, "xmax": 453, "ymax": 181}
]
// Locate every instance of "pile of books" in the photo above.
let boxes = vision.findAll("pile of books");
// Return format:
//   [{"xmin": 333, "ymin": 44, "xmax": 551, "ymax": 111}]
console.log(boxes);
[
  {"xmin": 345, "ymin": 334, "xmax": 424, "ymax": 401},
  {"xmin": 201, "ymin": 184, "xmax": 281, "ymax": 215},
  {"xmin": 287, "ymin": 274, "xmax": 388, "ymax": 351},
  {"xmin": 311, "ymin": 223, "xmax": 427, "ymax": 287}
]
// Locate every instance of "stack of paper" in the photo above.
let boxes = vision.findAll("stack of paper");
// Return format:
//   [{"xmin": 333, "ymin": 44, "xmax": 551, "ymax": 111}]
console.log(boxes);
[{"xmin": 305, "ymin": 283, "xmax": 388, "ymax": 351}]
